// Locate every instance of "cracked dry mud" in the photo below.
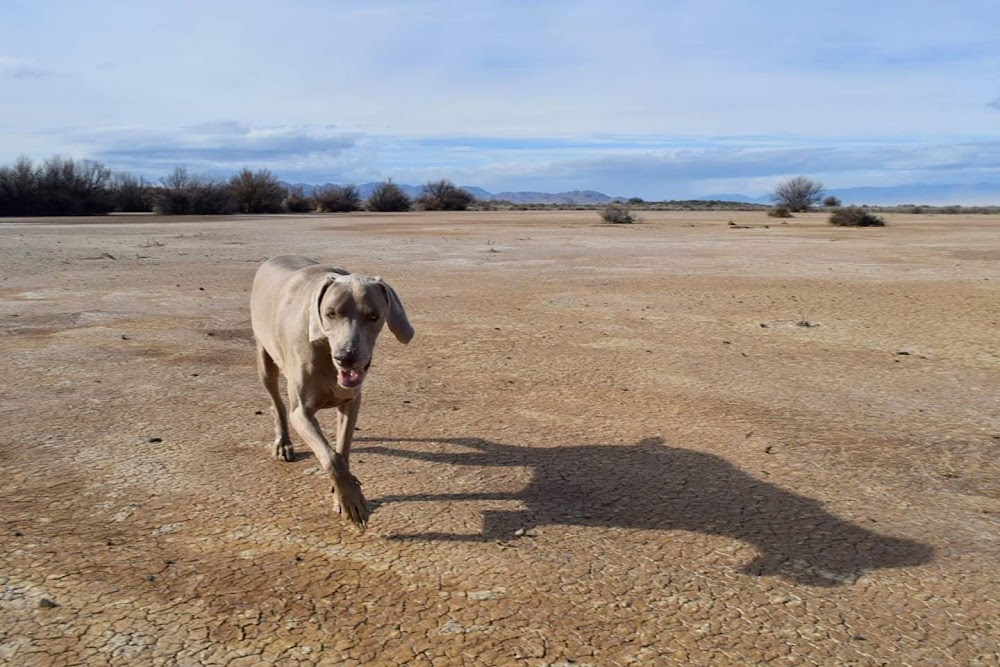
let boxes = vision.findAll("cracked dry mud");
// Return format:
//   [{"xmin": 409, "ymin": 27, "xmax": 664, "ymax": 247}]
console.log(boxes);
[{"xmin": 1, "ymin": 210, "xmax": 998, "ymax": 666}]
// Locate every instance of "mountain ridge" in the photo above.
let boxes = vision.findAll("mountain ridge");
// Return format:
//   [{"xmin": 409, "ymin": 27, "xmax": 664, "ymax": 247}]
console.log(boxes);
[{"xmin": 281, "ymin": 181, "xmax": 1000, "ymax": 206}]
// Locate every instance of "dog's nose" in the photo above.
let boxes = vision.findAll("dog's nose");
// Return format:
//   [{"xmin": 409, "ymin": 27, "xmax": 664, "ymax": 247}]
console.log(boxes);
[{"xmin": 334, "ymin": 352, "xmax": 359, "ymax": 368}]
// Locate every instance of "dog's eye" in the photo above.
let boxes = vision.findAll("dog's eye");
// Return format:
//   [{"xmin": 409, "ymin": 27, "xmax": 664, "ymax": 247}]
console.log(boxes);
[
  {"xmin": 368, "ymin": 312, "xmax": 380, "ymax": 322},
  {"xmin": 326, "ymin": 311, "xmax": 338, "ymax": 319}
]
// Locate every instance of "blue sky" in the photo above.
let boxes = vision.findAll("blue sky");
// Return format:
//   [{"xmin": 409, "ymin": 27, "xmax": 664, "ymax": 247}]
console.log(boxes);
[{"xmin": 2, "ymin": 0, "xmax": 999, "ymax": 199}]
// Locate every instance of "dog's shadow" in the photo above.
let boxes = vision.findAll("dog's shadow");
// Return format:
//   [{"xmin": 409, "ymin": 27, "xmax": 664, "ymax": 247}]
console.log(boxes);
[{"xmin": 357, "ymin": 436, "xmax": 933, "ymax": 586}]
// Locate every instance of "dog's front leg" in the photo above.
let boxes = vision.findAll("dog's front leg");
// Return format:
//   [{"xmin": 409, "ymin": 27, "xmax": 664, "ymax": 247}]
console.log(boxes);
[
  {"xmin": 287, "ymin": 394, "xmax": 367, "ymax": 530},
  {"xmin": 331, "ymin": 395, "xmax": 369, "ymax": 529}
]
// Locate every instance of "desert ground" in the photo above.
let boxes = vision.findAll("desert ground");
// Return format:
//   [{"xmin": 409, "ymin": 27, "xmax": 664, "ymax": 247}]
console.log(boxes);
[{"xmin": 1, "ymin": 210, "xmax": 997, "ymax": 666}]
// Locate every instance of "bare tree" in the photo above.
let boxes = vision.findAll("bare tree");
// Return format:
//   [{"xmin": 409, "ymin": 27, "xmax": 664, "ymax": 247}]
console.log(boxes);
[
  {"xmin": 415, "ymin": 179, "xmax": 475, "ymax": 210},
  {"xmin": 365, "ymin": 179, "xmax": 411, "ymax": 212},
  {"xmin": 282, "ymin": 185, "xmax": 314, "ymax": 213},
  {"xmin": 823, "ymin": 195, "xmax": 841, "ymax": 208},
  {"xmin": 315, "ymin": 184, "xmax": 361, "ymax": 212},
  {"xmin": 156, "ymin": 166, "xmax": 237, "ymax": 215},
  {"xmin": 111, "ymin": 172, "xmax": 153, "ymax": 212},
  {"xmin": 0, "ymin": 157, "xmax": 39, "ymax": 216},
  {"xmin": 771, "ymin": 176, "xmax": 824, "ymax": 212},
  {"xmin": 229, "ymin": 168, "xmax": 285, "ymax": 213}
]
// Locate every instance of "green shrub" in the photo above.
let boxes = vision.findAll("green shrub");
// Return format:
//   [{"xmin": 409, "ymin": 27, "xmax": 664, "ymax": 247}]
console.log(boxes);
[{"xmin": 828, "ymin": 207, "xmax": 887, "ymax": 227}]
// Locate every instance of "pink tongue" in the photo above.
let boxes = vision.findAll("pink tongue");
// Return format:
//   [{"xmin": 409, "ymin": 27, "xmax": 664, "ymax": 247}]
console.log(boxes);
[{"xmin": 339, "ymin": 368, "xmax": 364, "ymax": 385}]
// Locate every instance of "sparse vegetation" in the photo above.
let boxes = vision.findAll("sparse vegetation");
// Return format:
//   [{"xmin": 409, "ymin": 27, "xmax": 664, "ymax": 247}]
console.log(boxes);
[
  {"xmin": 0, "ymin": 156, "xmax": 115, "ymax": 216},
  {"xmin": 829, "ymin": 207, "xmax": 887, "ymax": 227},
  {"xmin": 599, "ymin": 202, "xmax": 638, "ymax": 224},
  {"xmin": 415, "ymin": 179, "xmax": 475, "ymax": 211},
  {"xmin": 315, "ymin": 185, "xmax": 361, "ymax": 213},
  {"xmin": 282, "ymin": 186, "xmax": 314, "ymax": 213},
  {"xmin": 4, "ymin": 155, "xmax": 1000, "ymax": 217},
  {"xmin": 110, "ymin": 172, "xmax": 154, "ymax": 212},
  {"xmin": 366, "ymin": 179, "xmax": 411, "ymax": 212},
  {"xmin": 154, "ymin": 167, "xmax": 237, "ymax": 215},
  {"xmin": 229, "ymin": 168, "xmax": 285, "ymax": 214},
  {"xmin": 771, "ymin": 176, "xmax": 824, "ymax": 212}
]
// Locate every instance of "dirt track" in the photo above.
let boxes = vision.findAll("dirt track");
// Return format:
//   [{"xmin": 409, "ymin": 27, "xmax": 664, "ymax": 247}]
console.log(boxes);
[{"xmin": 1, "ymin": 210, "xmax": 998, "ymax": 666}]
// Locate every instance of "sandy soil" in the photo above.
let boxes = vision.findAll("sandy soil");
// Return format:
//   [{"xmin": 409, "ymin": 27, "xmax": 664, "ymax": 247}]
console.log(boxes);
[{"xmin": 1, "ymin": 210, "xmax": 998, "ymax": 666}]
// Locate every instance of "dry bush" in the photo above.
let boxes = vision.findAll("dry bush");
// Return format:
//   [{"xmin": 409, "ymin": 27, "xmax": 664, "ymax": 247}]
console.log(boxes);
[
  {"xmin": 771, "ymin": 176, "xmax": 824, "ymax": 212},
  {"xmin": 829, "ymin": 207, "xmax": 887, "ymax": 227},
  {"xmin": 415, "ymin": 179, "xmax": 475, "ymax": 210},
  {"xmin": 823, "ymin": 195, "xmax": 841, "ymax": 208},
  {"xmin": 154, "ymin": 167, "xmax": 237, "ymax": 215},
  {"xmin": 366, "ymin": 179, "xmax": 411, "ymax": 212},
  {"xmin": 0, "ymin": 156, "xmax": 116, "ymax": 216},
  {"xmin": 599, "ymin": 202, "xmax": 638, "ymax": 223},
  {"xmin": 315, "ymin": 184, "xmax": 361, "ymax": 212},
  {"xmin": 768, "ymin": 205, "xmax": 793, "ymax": 218},
  {"xmin": 282, "ymin": 186, "xmax": 314, "ymax": 213},
  {"xmin": 111, "ymin": 172, "xmax": 154, "ymax": 212},
  {"xmin": 229, "ymin": 168, "xmax": 284, "ymax": 213}
]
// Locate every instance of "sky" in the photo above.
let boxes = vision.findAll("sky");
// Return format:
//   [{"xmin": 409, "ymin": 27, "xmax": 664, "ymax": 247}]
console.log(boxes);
[{"xmin": 2, "ymin": 0, "xmax": 999, "ymax": 199}]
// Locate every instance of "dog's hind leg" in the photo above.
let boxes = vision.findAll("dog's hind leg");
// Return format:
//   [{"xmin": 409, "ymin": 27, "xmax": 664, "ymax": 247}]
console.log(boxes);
[{"xmin": 256, "ymin": 342, "xmax": 294, "ymax": 461}]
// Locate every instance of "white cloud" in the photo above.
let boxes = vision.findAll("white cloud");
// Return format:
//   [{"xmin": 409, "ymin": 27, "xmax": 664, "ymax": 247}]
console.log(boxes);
[{"xmin": 2, "ymin": 1, "xmax": 1000, "ymax": 197}]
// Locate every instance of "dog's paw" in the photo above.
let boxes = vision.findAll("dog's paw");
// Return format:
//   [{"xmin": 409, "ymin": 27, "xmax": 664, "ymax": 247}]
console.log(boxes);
[
  {"xmin": 273, "ymin": 438, "xmax": 294, "ymax": 462},
  {"xmin": 332, "ymin": 474, "xmax": 369, "ymax": 531}
]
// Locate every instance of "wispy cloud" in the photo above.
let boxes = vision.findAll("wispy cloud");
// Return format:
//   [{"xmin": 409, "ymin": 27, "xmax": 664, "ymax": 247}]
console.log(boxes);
[
  {"xmin": 0, "ymin": 56, "xmax": 55, "ymax": 79},
  {"xmin": 2, "ymin": 1, "xmax": 1000, "ymax": 198},
  {"xmin": 45, "ymin": 122, "xmax": 361, "ymax": 176}
]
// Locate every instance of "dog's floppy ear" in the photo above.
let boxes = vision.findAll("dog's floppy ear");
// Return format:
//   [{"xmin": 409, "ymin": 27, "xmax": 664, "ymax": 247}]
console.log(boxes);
[
  {"xmin": 377, "ymin": 279, "xmax": 414, "ymax": 344},
  {"xmin": 308, "ymin": 274, "xmax": 338, "ymax": 343}
]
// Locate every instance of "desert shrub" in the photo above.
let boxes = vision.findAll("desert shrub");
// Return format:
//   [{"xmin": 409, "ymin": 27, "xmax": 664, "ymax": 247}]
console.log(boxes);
[
  {"xmin": 767, "ymin": 205, "xmax": 793, "ymax": 218},
  {"xmin": 366, "ymin": 179, "xmax": 411, "ymax": 212},
  {"xmin": 771, "ymin": 176, "xmax": 824, "ymax": 212},
  {"xmin": 229, "ymin": 168, "xmax": 284, "ymax": 213},
  {"xmin": 111, "ymin": 172, "xmax": 154, "ymax": 212},
  {"xmin": 0, "ymin": 156, "xmax": 40, "ymax": 216},
  {"xmin": 628, "ymin": 197, "xmax": 645, "ymax": 205},
  {"xmin": 415, "ymin": 179, "xmax": 475, "ymax": 210},
  {"xmin": 823, "ymin": 195, "xmax": 841, "ymax": 208},
  {"xmin": 154, "ymin": 166, "xmax": 237, "ymax": 215},
  {"xmin": 282, "ymin": 185, "xmax": 314, "ymax": 213},
  {"xmin": 315, "ymin": 184, "xmax": 362, "ymax": 212},
  {"xmin": 828, "ymin": 207, "xmax": 887, "ymax": 227},
  {"xmin": 598, "ymin": 202, "xmax": 638, "ymax": 223},
  {"xmin": 0, "ymin": 156, "xmax": 116, "ymax": 216}
]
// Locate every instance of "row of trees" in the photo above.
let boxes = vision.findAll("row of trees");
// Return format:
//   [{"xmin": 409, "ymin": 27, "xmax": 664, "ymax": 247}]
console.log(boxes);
[
  {"xmin": 0, "ymin": 156, "xmax": 478, "ymax": 216},
  {"xmin": 0, "ymin": 156, "xmax": 890, "ymax": 219}
]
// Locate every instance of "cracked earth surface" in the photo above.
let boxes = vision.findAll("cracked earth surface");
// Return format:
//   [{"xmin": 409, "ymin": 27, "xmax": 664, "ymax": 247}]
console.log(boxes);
[{"xmin": 1, "ymin": 210, "xmax": 998, "ymax": 666}]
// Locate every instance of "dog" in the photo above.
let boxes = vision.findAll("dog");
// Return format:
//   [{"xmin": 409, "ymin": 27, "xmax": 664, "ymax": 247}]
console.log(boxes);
[{"xmin": 250, "ymin": 255, "xmax": 413, "ymax": 530}]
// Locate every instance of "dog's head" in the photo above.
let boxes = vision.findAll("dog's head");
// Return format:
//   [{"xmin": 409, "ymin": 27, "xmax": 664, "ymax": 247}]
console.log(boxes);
[{"xmin": 308, "ymin": 273, "xmax": 413, "ymax": 389}]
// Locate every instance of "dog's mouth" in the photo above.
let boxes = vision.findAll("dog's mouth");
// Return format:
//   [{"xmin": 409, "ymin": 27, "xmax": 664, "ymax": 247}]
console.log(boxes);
[
  {"xmin": 337, "ymin": 367, "xmax": 366, "ymax": 388},
  {"xmin": 335, "ymin": 360, "xmax": 371, "ymax": 388}
]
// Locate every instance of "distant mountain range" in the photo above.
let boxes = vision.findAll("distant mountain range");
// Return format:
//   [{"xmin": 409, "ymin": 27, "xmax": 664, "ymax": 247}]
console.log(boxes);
[
  {"xmin": 284, "ymin": 181, "xmax": 1000, "ymax": 206},
  {"xmin": 698, "ymin": 182, "xmax": 1000, "ymax": 206}
]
